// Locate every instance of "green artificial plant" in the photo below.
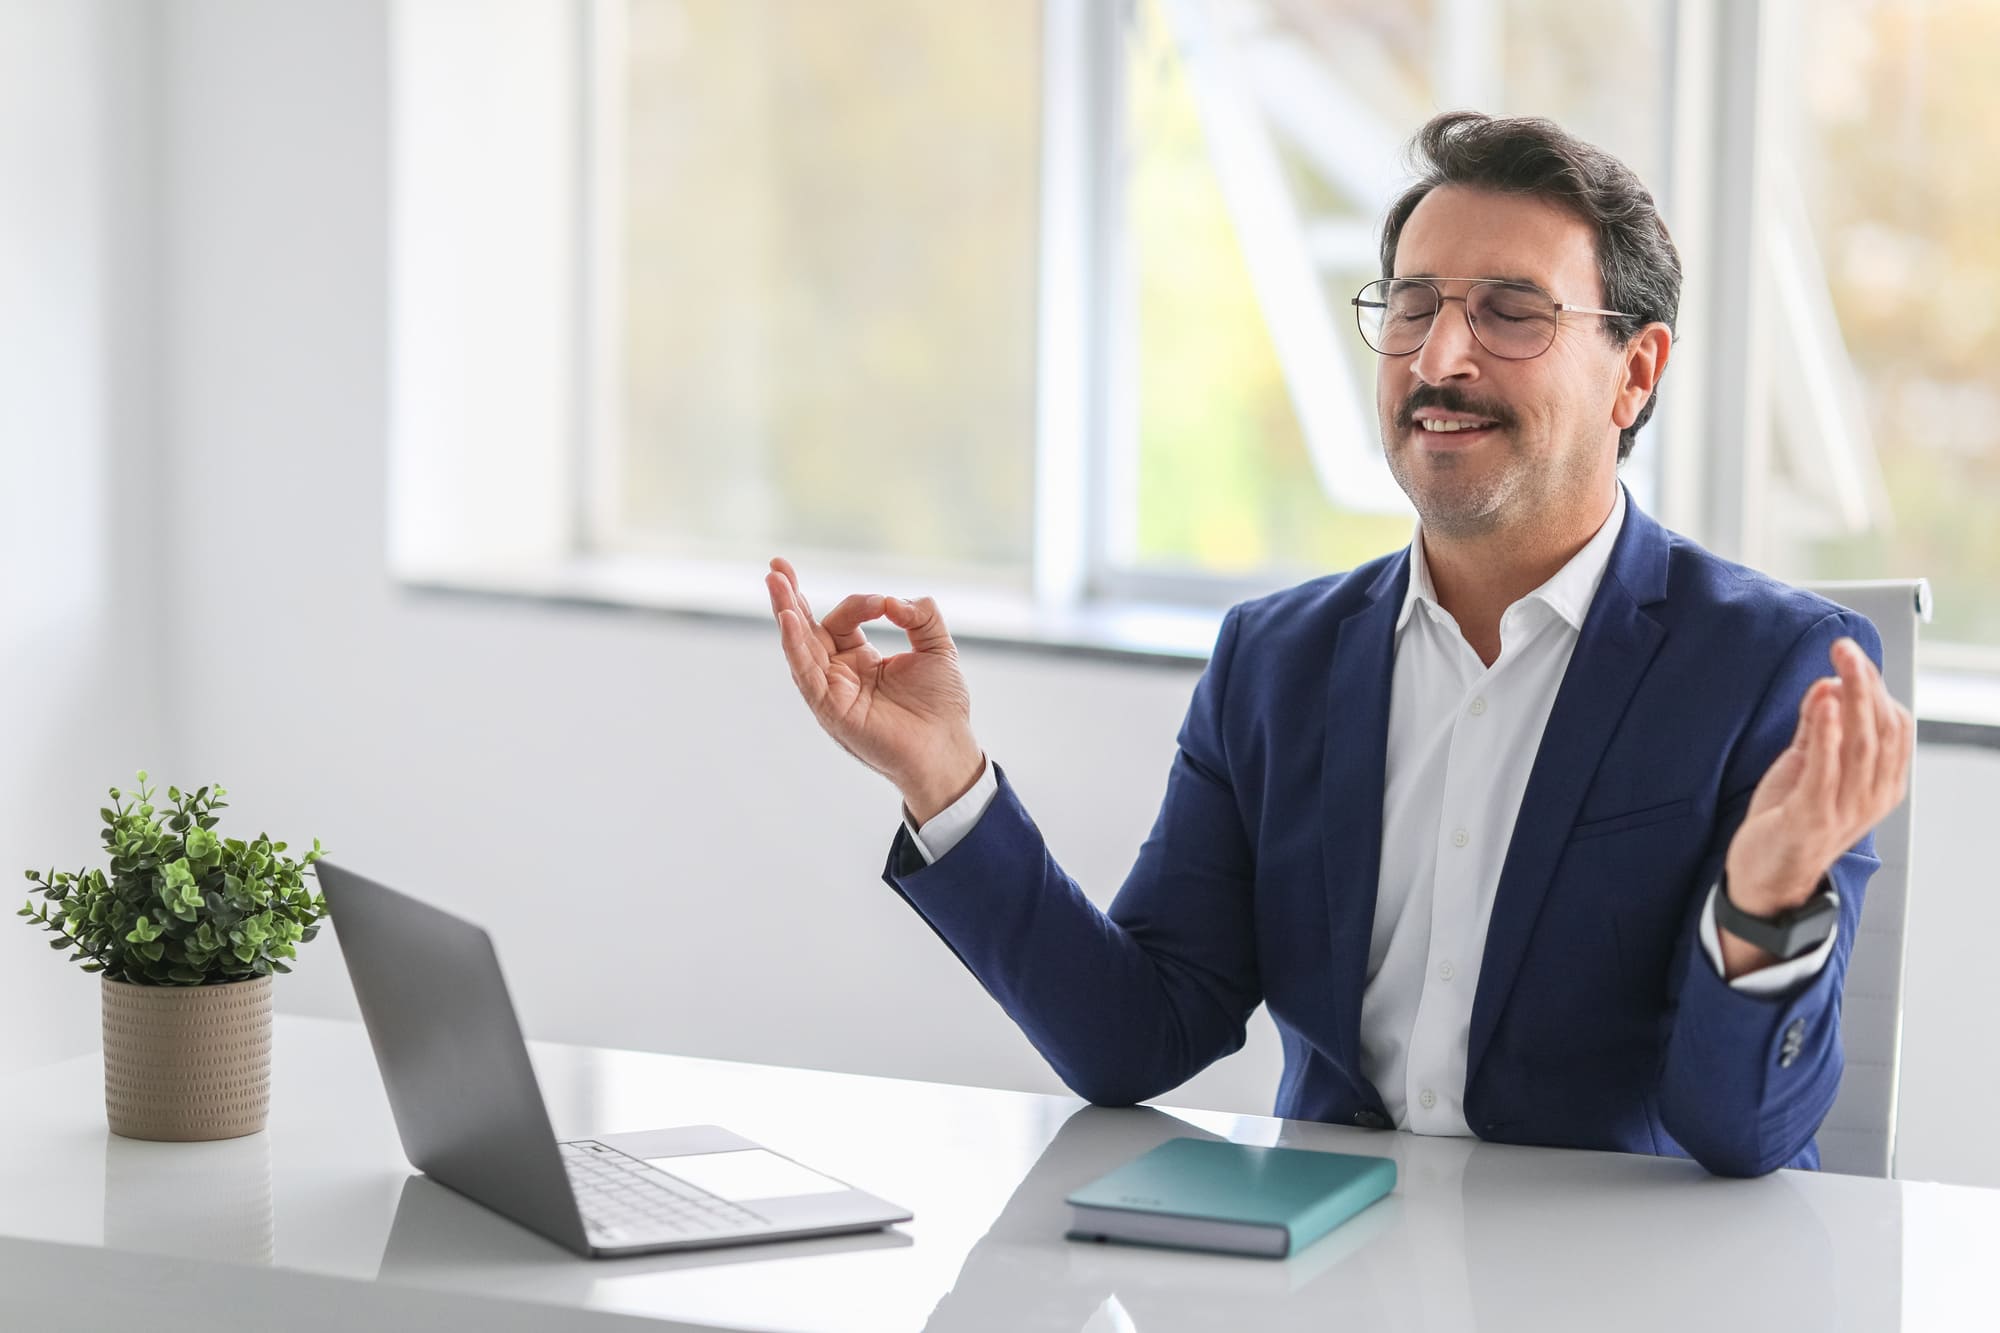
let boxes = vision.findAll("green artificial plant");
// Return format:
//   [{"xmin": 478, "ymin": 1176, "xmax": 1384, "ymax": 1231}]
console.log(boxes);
[{"xmin": 18, "ymin": 772, "xmax": 327, "ymax": 986}]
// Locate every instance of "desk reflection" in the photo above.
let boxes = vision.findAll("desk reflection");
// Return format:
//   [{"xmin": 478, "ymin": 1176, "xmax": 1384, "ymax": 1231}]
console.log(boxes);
[
  {"xmin": 922, "ymin": 1107, "xmax": 1400, "ymax": 1332},
  {"xmin": 102, "ymin": 1130, "xmax": 274, "ymax": 1267},
  {"xmin": 374, "ymin": 1171, "xmax": 912, "ymax": 1307},
  {"xmin": 1454, "ymin": 1144, "xmax": 1859, "ymax": 1329},
  {"xmin": 925, "ymin": 1107, "xmax": 1879, "ymax": 1333}
]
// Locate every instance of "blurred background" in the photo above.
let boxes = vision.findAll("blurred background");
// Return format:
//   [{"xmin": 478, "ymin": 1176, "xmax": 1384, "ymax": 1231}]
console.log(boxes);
[{"xmin": 4, "ymin": 0, "xmax": 1996, "ymax": 1188}]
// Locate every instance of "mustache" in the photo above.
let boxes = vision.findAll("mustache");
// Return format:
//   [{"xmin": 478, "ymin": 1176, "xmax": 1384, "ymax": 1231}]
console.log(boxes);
[{"xmin": 1394, "ymin": 385, "xmax": 1514, "ymax": 433}]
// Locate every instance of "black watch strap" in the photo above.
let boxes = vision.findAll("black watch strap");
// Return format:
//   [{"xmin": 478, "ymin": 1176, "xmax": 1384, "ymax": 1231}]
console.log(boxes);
[{"xmin": 1714, "ymin": 875, "xmax": 1839, "ymax": 961}]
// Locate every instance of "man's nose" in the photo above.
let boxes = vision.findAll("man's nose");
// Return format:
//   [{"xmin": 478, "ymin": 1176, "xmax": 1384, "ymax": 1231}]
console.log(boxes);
[{"xmin": 1410, "ymin": 296, "xmax": 1483, "ymax": 385}]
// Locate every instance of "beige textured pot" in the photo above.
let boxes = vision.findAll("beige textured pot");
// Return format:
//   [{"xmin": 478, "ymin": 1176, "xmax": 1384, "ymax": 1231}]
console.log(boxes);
[{"xmin": 101, "ymin": 974, "xmax": 272, "ymax": 1141}]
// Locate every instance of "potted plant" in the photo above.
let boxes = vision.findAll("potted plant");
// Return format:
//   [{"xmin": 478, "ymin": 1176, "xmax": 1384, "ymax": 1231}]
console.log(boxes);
[{"xmin": 18, "ymin": 772, "xmax": 327, "ymax": 1141}]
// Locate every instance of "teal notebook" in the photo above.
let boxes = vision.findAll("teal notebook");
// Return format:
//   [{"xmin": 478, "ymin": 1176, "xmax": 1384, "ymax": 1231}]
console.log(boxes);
[{"xmin": 1065, "ymin": 1138, "xmax": 1396, "ymax": 1259}]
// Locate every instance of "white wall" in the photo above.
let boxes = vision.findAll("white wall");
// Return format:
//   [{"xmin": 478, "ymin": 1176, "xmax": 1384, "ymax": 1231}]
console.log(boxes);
[
  {"xmin": 136, "ymin": 0, "xmax": 2000, "ymax": 1190},
  {"xmin": 0, "ymin": 1, "xmax": 164, "ymax": 1071}
]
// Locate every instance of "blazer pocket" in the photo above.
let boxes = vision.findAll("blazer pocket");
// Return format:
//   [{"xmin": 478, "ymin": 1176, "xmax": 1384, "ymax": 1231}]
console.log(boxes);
[{"xmin": 1568, "ymin": 797, "xmax": 1694, "ymax": 843}]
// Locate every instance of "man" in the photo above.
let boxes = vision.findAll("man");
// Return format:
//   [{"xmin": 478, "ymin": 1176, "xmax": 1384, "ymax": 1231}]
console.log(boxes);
[{"xmin": 766, "ymin": 113, "xmax": 1912, "ymax": 1177}]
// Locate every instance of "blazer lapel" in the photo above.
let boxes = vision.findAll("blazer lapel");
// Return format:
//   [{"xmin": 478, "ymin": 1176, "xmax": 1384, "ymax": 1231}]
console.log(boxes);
[
  {"xmin": 1320, "ymin": 552, "xmax": 1408, "ymax": 1082},
  {"xmin": 1466, "ymin": 497, "xmax": 1672, "ymax": 1087}
]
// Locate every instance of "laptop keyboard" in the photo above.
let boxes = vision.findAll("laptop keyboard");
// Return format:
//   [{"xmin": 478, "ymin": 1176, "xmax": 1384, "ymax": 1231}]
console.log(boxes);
[{"xmin": 561, "ymin": 1140, "xmax": 767, "ymax": 1245}]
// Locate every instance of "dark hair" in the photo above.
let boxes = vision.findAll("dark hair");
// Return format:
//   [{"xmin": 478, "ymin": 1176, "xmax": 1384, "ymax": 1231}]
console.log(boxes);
[{"xmin": 1379, "ymin": 111, "xmax": 1681, "ymax": 462}]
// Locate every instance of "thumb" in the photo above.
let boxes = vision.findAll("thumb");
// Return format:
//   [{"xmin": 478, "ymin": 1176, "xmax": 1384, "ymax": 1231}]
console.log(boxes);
[
  {"xmin": 1751, "ymin": 679, "xmax": 1833, "ymax": 814},
  {"xmin": 883, "ymin": 595, "xmax": 955, "ymax": 654},
  {"xmin": 1760, "ymin": 684, "xmax": 1832, "ymax": 808},
  {"xmin": 1749, "ymin": 743, "xmax": 1806, "ymax": 815}
]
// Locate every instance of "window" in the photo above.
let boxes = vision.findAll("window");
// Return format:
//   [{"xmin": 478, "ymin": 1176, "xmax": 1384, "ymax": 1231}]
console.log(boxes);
[
  {"xmin": 598, "ymin": 1, "xmax": 1042, "ymax": 586},
  {"xmin": 1110, "ymin": 0, "xmax": 1671, "ymax": 592},
  {"xmin": 390, "ymin": 0, "xmax": 1999, "ymax": 683},
  {"xmin": 1758, "ymin": 0, "xmax": 2000, "ymax": 667},
  {"xmin": 588, "ymin": 0, "xmax": 1676, "ymax": 609}
]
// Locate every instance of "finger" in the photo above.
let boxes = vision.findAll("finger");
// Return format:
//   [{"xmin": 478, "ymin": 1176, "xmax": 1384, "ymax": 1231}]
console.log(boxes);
[
  {"xmin": 767, "ymin": 570, "xmax": 841, "ymax": 660},
  {"xmin": 1798, "ymin": 683, "xmax": 1842, "ymax": 815},
  {"xmin": 770, "ymin": 556, "xmax": 818, "ymax": 625},
  {"xmin": 775, "ymin": 608, "xmax": 829, "ymax": 709},
  {"xmin": 1878, "ymin": 697, "xmax": 1914, "ymax": 816},
  {"xmin": 1833, "ymin": 639, "xmax": 1878, "ymax": 816},
  {"xmin": 1740, "ymin": 666, "xmax": 1832, "ymax": 829},
  {"xmin": 821, "ymin": 593, "xmax": 887, "ymax": 652},
  {"xmin": 1791, "ymin": 675, "xmax": 1836, "ymax": 748},
  {"xmin": 1867, "ymin": 667, "xmax": 1901, "ymax": 790},
  {"xmin": 882, "ymin": 595, "xmax": 955, "ymax": 653},
  {"xmin": 764, "ymin": 570, "xmax": 798, "ymax": 622}
]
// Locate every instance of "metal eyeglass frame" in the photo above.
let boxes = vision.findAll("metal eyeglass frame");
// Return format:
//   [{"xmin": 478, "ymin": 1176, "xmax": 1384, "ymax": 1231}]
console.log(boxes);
[{"xmin": 1350, "ymin": 277, "xmax": 1632, "ymax": 361}]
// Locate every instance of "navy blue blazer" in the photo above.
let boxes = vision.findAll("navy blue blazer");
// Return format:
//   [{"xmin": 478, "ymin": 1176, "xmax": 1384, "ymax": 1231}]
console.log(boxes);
[{"xmin": 884, "ymin": 496, "xmax": 1882, "ymax": 1177}]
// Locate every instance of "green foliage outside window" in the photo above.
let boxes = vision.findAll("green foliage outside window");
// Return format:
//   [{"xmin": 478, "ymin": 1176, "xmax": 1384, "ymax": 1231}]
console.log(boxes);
[
  {"xmin": 1792, "ymin": 0, "xmax": 2000, "ymax": 652},
  {"xmin": 1128, "ymin": 3, "xmax": 1412, "ymax": 578}
]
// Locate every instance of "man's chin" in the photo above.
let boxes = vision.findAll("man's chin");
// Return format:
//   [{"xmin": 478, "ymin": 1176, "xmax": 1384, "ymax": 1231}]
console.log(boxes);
[{"xmin": 1402, "ymin": 477, "xmax": 1511, "ymax": 539}]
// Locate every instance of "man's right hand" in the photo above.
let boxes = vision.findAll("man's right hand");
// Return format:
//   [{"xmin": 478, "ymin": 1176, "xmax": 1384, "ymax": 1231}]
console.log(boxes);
[{"xmin": 766, "ymin": 557, "xmax": 986, "ymax": 825}]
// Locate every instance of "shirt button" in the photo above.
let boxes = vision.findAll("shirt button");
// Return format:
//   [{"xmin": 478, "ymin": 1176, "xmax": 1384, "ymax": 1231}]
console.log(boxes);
[
  {"xmin": 1439, "ymin": 960, "xmax": 1455, "ymax": 982},
  {"xmin": 1468, "ymin": 697, "xmax": 1487, "ymax": 716},
  {"xmin": 1419, "ymin": 1089, "xmax": 1437, "ymax": 1110},
  {"xmin": 1451, "ymin": 828, "xmax": 1469, "ymax": 848}
]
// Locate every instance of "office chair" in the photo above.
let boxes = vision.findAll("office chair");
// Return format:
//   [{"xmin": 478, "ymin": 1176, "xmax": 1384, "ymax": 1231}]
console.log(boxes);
[{"xmin": 1801, "ymin": 579, "xmax": 1930, "ymax": 1178}]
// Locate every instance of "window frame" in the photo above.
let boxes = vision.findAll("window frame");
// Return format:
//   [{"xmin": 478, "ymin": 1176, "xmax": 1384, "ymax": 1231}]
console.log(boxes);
[{"xmin": 389, "ymin": 0, "xmax": 2000, "ymax": 722}]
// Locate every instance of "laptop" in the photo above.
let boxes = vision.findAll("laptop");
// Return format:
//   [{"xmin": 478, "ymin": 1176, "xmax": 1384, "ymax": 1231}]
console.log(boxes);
[{"xmin": 318, "ymin": 861, "xmax": 913, "ymax": 1258}]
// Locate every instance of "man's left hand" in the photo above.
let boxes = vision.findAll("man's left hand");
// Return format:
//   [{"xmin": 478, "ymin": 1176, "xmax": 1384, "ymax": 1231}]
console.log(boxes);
[{"xmin": 1719, "ymin": 636, "xmax": 1913, "ymax": 977}]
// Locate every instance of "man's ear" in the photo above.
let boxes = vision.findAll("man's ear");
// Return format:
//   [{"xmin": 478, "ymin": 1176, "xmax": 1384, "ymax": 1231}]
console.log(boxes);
[{"xmin": 1612, "ymin": 324, "xmax": 1672, "ymax": 430}]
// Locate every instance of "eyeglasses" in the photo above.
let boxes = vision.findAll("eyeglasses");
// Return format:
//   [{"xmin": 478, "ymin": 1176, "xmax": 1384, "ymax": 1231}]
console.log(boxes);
[{"xmin": 1351, "ymin": 278, "xmax": 1631, "ymax": 361}]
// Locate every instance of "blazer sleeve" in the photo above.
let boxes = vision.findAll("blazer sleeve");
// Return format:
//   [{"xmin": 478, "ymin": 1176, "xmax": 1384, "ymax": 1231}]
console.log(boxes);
[
  {"xmin": 1655, "ymin": 609, "xmax": 1885, "ymax": 1177},
  {"xmin": 880, "ymin": 606, "xmax": 1263, "ymax": 1107}
]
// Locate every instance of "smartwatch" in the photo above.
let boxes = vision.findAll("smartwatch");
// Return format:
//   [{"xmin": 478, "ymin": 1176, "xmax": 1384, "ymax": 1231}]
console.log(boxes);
[{"xmin": 1714, "ymin": 875, "xmax": 1838, "ymax": 961}]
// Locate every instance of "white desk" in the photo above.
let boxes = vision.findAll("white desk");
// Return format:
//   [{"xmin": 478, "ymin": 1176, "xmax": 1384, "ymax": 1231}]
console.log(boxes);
[{"xmin": 0, "ymin": 1014, "xmax": 1990, "ymax": 1331}]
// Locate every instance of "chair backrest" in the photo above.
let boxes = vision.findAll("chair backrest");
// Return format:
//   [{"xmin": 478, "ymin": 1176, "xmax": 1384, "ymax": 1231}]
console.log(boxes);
[{"xmin": 1800, "ymin": 579, "xmax": 1929, "ymax": 1177}]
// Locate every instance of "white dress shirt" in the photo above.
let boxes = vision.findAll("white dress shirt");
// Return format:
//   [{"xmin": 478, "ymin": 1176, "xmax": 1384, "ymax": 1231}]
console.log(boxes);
[{"xmin": 906, "ymin": 488, "xmax": 1836, "ymax": 1133}]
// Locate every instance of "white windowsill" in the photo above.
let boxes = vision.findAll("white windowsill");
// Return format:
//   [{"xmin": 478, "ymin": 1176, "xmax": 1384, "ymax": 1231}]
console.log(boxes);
[
  {"xmin": 398, "ymin": 558, "xmax": 2000, "ymax": 740},
  {"xmin": 1919, "ymin": 671, "xmax": 2000, "ymax": 734},
  {"xmin": 399, "ymin": 556, "xmax": 1223, "ymax": 665}
]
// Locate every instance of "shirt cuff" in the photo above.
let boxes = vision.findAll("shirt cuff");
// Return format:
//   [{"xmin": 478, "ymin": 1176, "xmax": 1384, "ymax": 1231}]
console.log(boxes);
[
  {"xmin": 1699, "ymin": 883, "xmax": 1841, "ymax": 995},
  {"xmin": 903, "ymin": 759, "xmax": 999, "ymax": 865}
]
